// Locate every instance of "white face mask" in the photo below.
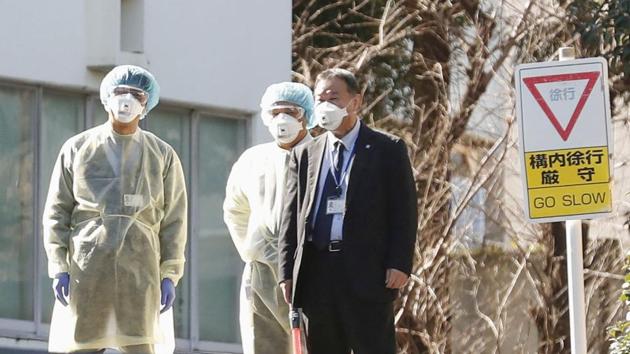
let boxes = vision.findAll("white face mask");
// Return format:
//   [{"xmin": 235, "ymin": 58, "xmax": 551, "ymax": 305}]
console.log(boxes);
[
  {"xmin": 268, "ymin": 113, "xmax": 303, "ymax": 145},
  {"xmin": 107, "ymin": 94, "xmax": 145, "ymax": 123},
  {"xmin": 315, "ymin": 101, "xmax": 347, "ymax": 131}
]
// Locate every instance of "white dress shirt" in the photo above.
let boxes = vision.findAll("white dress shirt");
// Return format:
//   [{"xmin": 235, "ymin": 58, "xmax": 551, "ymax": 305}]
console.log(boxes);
[{"xmin": 311, "ymin": 119, "xmax": 361, "ymax": 241}]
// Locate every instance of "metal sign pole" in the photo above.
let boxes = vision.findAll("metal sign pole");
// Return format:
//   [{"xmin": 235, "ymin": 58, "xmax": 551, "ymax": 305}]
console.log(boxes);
[
  {"xmin": 559, "ymin": 46, "xmax": 588, "ymax": 354},
  {"xmin": 566, "ymin": 219, "xmax": 588, "ymax": 353}
]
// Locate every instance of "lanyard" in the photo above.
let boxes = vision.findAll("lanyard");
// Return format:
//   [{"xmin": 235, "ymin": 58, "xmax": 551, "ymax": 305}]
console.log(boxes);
[{"xmin": 328, "ymin": 140, "xmax": 357, "ymax": 195}]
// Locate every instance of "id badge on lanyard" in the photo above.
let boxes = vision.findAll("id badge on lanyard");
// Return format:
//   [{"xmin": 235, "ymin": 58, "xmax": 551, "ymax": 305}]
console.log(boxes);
[
  {"xmin": 326, "ymin": 197, "xmax": 345, "ymax": 215},
  {"xmin": 326, "ymin": 141, "xmax": 356, "ymax": 216}
]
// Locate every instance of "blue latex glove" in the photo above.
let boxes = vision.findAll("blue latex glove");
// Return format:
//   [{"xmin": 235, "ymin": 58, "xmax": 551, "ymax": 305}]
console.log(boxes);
[
  {"xmin": 53, "ymin": 272, "xmax": 70, "ymax": 306},
  {"xmin": 160, "ymin": 278, "xmax": 176, "ymax": 314}
]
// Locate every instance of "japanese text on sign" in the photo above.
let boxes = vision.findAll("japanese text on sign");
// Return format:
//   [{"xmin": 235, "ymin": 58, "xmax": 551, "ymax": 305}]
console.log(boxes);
[
  {"xmin": 524, "ymin": 146, "xmax": 611, "ymax": 218},
  {"xmin": 525, "ymin": 147, "xmax": 609, "ymax": 189}
]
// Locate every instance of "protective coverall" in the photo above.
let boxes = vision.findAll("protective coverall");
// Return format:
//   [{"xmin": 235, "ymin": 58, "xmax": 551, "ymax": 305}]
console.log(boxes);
[
  {"xmin": 224, "ymin": 136, "xmax": 311, "ymax": 354},
  {"xmin": 43, "ymin": 122, "xmax": 187, "ymax": 353}
]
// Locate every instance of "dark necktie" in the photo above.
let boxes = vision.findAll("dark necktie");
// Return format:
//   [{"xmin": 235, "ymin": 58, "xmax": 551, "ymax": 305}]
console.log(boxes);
[{"xmin": 311, "ymin": 141, "xmax": 345, "ymax": 250}]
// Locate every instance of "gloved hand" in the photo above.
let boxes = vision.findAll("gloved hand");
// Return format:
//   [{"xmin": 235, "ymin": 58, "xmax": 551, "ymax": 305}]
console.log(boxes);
[
  {"xmin": 53, "ymin": 272, "xmax": 70, "ymax": 306},
  {"xmin": 160, "ymin": 278, "xmax": 176, "ymax": 314}
]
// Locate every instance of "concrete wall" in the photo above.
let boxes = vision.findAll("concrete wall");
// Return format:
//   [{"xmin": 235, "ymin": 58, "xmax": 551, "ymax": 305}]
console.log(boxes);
[{"xmin": 0, "ymin": 0, "xmax": 292, "ymax": 144}]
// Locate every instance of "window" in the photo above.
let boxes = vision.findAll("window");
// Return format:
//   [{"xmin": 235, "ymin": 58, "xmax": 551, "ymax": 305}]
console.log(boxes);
[
  {"xmin": 144, "ymin": 108, "xmax": 192, "ymax": 339},
  {"xmin": 195, "ymin": 115, "xmax": 246, "ymax": 344},
  {"xmin": 39, "ymin": 90, "xmax": 86, "ymax": 324},
  {"xmin": 451, "ymin": 175, "xmax": 487, "ymax": 249},
  {"xmin": 0, "ymin": 84, "xmax": 36, "ymax": 324},
  {"xmin": 146, "ymin": 109, "xmax": 248, "ymax": 349},
  {"xmin": 120, "ymin": 0, "xmax": 144, "ymax": 53}
]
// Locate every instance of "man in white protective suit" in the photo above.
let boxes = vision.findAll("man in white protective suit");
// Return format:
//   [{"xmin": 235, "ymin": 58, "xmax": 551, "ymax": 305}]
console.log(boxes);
[
  {"xmin": 43, "ymin": 65, "xmax": 187, "ymax": 354},
  {"xmin": 223, "ymin": 82, "xmax": 315, "ymax": 354}
]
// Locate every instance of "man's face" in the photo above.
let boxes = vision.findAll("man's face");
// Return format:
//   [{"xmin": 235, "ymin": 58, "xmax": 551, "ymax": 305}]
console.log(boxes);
[
  {"xmin": 314, "ymin": 77, "xmax": 358, "ymax": 113},
  {"xmin": 107, "ymin": 85, "xmax": 148, "ymax": 124}
]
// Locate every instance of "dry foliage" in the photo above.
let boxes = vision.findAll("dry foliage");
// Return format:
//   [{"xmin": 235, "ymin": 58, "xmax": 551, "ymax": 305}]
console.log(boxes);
[{"xmin": 292, "ymin": 0, "xmax": 627, "ymax": 352}]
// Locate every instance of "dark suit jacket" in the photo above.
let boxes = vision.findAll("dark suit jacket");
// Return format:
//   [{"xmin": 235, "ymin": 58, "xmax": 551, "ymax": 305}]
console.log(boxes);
[{"xmin": 278, "ymin": 122, "xmax": 418, "ymax": 305}]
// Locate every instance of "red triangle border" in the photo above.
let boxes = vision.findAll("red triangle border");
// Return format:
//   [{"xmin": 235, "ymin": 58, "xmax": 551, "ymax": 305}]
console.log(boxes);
[{"xmin": 523, "ymin": 72, "xmax": 600, "ymax": 141}]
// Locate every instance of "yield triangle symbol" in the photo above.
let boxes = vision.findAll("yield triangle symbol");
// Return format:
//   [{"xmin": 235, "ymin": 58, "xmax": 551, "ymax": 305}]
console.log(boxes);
[{"xmin": 523, "ymin": 72, "xmax": 600, "ymax": 141}]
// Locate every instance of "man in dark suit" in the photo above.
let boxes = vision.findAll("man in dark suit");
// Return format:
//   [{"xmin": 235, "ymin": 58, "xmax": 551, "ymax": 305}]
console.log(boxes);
[{"xmin": 278, "ymin": 68, "xmax": 418, "ymax": 354}]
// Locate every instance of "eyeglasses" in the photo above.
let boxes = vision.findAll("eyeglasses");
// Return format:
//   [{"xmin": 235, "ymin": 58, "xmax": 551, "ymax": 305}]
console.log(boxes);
[
  {"xmin": 261, "ymin": 105, "xmax": 305, "ymax": 125},
  {"xmin": 111, "ymin": 86, "xmax": 149, "ymax": 105}
]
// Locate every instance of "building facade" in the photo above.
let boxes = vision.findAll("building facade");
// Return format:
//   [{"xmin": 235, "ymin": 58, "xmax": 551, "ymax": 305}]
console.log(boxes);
[{"xmin": 0, "ymin": 1, "xmax": 291, "ymax": 352}]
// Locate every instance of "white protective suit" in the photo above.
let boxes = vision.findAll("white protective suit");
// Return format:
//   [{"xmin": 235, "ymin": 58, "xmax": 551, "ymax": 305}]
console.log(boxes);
[
  {"xmin": 224, "ymin": 135, "xmax": 311, "ymax": 354},
  {"xmin": 43, "ymin": 122, "xmax": 187, "ymax": 353}
]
